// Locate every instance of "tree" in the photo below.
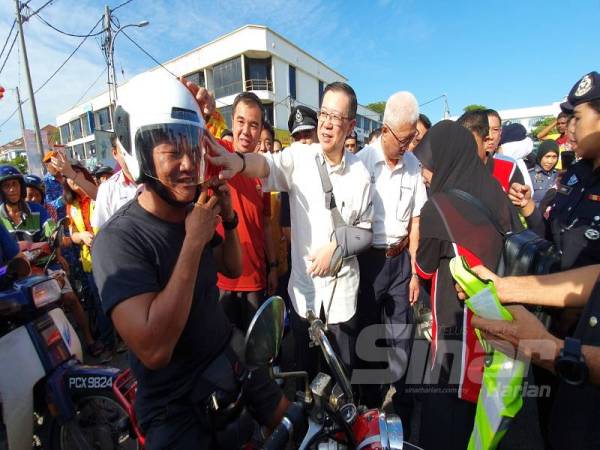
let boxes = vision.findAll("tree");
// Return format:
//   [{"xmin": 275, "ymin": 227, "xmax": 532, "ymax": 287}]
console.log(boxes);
[
  {"xmin": 366, "ymin": 102, "xmax": 385, "ymax": 115},
  {"xmin": 531, "ymin": 116, "xmax": 556, "ymax": 138},
  {"xmin": 463, "ymin": 104, "xmax": 487, "ymax": 112},
  {"xmin": 10, "ymin": 155, "xmax": 28, "ymax": 173}
]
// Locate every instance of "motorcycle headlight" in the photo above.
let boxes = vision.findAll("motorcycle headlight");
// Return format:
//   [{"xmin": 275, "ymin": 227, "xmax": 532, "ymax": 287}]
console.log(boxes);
[
  {"xmin": 379, "ymin": 412, "xmax": 404, "ymax": 450},
  {"xmin": 32, "ymin": 279, "xmax": 61, "ymax": 309}
]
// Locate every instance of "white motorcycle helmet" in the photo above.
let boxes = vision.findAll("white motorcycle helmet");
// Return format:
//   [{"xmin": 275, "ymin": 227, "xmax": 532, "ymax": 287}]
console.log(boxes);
[{"xmin": 113, "ymin": 70, "xmax": 206, "ymax": 188}]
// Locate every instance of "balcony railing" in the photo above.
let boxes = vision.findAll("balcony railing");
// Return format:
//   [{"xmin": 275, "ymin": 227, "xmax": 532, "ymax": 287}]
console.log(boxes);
[{"xmin": 245, "ymin": 79, "xmax": 273, "ymax": 92}]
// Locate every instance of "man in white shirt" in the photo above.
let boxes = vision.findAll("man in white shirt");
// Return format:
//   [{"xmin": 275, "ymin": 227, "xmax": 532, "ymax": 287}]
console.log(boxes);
[
  {"xmin": 207, "ymin": 82, "xmax": 373, "ymax": 377},
  {"xmin": 355, "ymin": 92, "xmax": 427, "ymax": 432},
  {"xmin": 91, "ymin": 137, "xmax": 139, "ymax": 229}
]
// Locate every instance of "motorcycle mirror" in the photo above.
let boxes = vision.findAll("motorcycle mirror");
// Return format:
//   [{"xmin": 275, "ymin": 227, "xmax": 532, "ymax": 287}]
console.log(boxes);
[{"xmin": 244, "ymin": 296, "xmax": 286, "ymax": 369}]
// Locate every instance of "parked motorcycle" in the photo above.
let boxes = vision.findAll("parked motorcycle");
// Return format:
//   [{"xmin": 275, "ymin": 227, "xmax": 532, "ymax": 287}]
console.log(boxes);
[
  {"xmin": 114, "ymin": 296, "xmax": 420, "ymax": 449},
  {"xmin": 248, "ymin": 297, "xmax": 419, "ymax": 450},
  {"xmin": 0, "ymin": 223, "xmax": 137, "ymax": 450}
]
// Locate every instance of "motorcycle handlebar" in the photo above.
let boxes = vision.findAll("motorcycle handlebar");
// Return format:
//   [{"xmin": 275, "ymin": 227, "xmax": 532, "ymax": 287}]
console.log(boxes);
[{"xmin": 262, "ymin": 402, "xmax": 304, "ymax": 450}]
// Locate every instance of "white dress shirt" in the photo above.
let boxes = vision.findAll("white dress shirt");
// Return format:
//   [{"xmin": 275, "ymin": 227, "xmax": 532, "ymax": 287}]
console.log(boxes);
[
  {"xmin": 262, "ymin": 143, "xmax": 372, "ymax": 324},
  {"xmin": 91, "ymin": 171, "xmax": 140, "ymax": 229},
  {"xmin": 357, "ymin": 138, "xmax": 427, "ymax": 247}
]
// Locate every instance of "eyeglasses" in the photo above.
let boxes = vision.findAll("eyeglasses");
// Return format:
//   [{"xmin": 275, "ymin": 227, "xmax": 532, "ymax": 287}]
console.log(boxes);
[
  {"xmin": 385, "ymin": 123, "xmax": 419, "ymax": 149},
  {"xmin": 318, "ymin": 109, "xmax": 349, "ymax": 127}
]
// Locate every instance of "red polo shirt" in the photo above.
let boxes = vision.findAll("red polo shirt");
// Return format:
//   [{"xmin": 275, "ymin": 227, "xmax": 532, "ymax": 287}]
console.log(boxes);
[{"xmin": 216, "ymin": 140, "xmax": 269, "ymax": 292}]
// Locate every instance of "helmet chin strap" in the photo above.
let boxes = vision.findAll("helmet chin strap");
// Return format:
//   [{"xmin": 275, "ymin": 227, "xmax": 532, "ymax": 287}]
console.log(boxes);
[{"xmin": 144, "ymin": 173, "xmax": 199, "ymax": 209}]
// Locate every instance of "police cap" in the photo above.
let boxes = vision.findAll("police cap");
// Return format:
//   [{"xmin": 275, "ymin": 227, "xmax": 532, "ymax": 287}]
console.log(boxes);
[
  {"xmin": 288, "ymin": 105, "xmax": 317, "ymax": 136},
  {"xmin": 561, "ymin": 71, "xmax": 600, "ymax": 113}
]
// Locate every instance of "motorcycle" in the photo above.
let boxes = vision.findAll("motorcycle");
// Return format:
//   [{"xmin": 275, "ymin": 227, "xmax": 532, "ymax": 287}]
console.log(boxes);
[
  {"xmin": 0, "ymin": 222, "xmax": 138, "ymax": 450},
  {"xmin": 248, "ymin": 297, "xmax": 421, "ymax": 450},
  {"xmin": 114, "ymin": 296, "xmax": 420, "ymax": 449}
]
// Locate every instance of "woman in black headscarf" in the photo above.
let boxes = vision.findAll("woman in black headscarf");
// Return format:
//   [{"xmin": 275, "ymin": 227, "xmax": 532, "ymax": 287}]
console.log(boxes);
[{"xmin": 412, "ymin": 120, "xmax": 522, "ymax": 450}]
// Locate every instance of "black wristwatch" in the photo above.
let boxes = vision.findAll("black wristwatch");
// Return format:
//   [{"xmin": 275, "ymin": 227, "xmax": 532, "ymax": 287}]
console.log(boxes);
[
  {"xmin": 235, "ymin": 151, "xmax": 246, "ymax": 174},
  {"xmin": 555, "ymin": 337, "xmax": 588, "ymax": 386},
  {"xmin": 222, "ymin": 211, "xmax": 239, "ymax": 230}
]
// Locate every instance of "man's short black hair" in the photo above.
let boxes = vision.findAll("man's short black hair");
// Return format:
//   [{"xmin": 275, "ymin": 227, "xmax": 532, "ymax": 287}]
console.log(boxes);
[
  {"xmin": 590, "ymin": 99, "xmax": 600, "ymax": 114},
  {"xmin": 457, "ymin": 110, "xmax": 489, "ymax": 140},
  {"xmin": 557, "ymin": 111, "xmax": 569, "ymax": 120},
  {"xmin": 232, "ymin": 92, "xmax": 264, "ymax": 125},
  {"xmin": 485, "ymin": 108, "xmax": 502, "ymax": 124},
  {"xmin": 323, "ymin": 82, "xmax": 358, "ymax": 120},
  {"xmin": 418, "ymin": 114, "xmax": 432, "ymax": 130},
  {"xmin": 262, "ymin": 120, "xmax": 274, "ymax": 141}
]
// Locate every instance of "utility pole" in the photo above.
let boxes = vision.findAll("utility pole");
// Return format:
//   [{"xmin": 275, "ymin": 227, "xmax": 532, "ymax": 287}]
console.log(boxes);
[
  {"xmin": 443, "ymin": 94, "xmax": 451, "ymax": 119},
  {"xmin": 104, "ymin": 5, "xmax": 118, "ymax": 105},
  {"xmin": 14, "ymin": 0, "xmax": 45, "ymax": 162},
  {"xmin": 14, "ymin": 87, "xmax": 26, "ymax": 140}
]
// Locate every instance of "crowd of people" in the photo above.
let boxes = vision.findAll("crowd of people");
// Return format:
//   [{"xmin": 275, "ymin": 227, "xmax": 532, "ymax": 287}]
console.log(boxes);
[{"xmin": 0, "ymin": 68, "xmax": 599, "ymax": 449}]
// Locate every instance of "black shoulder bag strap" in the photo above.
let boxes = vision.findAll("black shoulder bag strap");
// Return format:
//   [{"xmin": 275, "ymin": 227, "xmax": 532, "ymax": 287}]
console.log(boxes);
[
  {"xmin": 447, "ymin": 188, "xmax": 509, "ymax": 237},
  {"xmin": 314, "ymin": 153, "xmax": 348, "ymax": 328},
  {"xmin": 315, "ymin": 153, "xmax": 346, "ymax": 229}
]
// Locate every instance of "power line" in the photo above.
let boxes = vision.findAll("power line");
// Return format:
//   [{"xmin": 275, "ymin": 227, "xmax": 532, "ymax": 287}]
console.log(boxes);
[
  {"xmin": 35, "ymin": 14, "xmax": 105, "ymax": 38},
  {"xmin": 23, "ymin": 0, "xmax": 56, "ymax": 20},
  {"xmin": 0, "ymin": 108, "xmax": 19, "ymax": 130},
  {"xmin": 71, "ymin": 67, "xmax": 107, "ymax": 108},
  {"xmin": 0, "ymin": 21, "xmax": 16, "ymax": 62},
  {"xmin": 0, "ymin": 32, "xmax": 18, "ymax": 76},
  {"xmin": 111, "ymin": 0, "xmax": 134, "ymax": 13},
  {"xmin": 119, "ymin": 29, "xmax": 177, "ymax": 78},
  {"xmin": 32, "ymin": 16, "xmax": 103, "ymax": 94},
  {"xmin": 419, "ymin": 94, "xmax": 446, "ymax": 107},
  {"xmin": 0, "ymin": 16, "xmax": 103, "ymax": 130}
]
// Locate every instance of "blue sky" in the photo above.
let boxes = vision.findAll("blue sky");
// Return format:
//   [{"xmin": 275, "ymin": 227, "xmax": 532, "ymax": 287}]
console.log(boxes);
[{"xmin": 1, "ymin": 0, "xmax": 599, "ymax": 142}]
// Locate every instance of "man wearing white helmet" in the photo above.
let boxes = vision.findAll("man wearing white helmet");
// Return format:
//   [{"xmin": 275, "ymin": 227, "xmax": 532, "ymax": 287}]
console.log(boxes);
[{"xmin": 92, "ymin": 72, "xmax": 286, "ymax": 449}]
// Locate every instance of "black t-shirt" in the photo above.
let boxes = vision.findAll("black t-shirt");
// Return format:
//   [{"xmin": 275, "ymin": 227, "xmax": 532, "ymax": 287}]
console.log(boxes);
[{"xmin": 92, "ymin": 199, "xmax": 232, "ymax": 429}]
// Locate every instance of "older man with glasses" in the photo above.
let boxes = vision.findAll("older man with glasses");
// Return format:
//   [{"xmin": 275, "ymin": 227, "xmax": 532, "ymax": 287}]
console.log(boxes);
[{"xmin": 354, "ymin": 92, "xmax": 427, "ymax": 436}]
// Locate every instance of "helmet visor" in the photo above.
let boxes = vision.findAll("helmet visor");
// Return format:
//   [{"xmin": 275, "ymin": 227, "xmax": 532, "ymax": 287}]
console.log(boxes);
[{"xmin": 135, "ymin": 123, "xmax": 206, "ymax": 185}]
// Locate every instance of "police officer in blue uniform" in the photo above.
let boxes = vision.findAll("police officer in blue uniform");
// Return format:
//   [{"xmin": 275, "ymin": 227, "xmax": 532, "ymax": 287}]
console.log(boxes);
[
  {"xmin": 515, "ymin": 71, "xmax": 600, "ymax": 270},
  {"xmin": 549, "ymin": 71, "xmax": 600, "ymax": 270},
  {"xmin": 529, "ymin": 140, "xmax": 559, "ymax": 208}
]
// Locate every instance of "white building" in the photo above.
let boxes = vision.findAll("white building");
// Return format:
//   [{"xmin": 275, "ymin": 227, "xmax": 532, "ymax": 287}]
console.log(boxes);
[
  {"xmin": 56, "ymin": 24, "xmax": 381, "ymax": 160},
  {"xmin": 450, "ymin": 102, "xmax": 563, "ymax": 134},
  {"xmin": 497, "ymin": 102, "xmax": 562, "ymax": 133}
]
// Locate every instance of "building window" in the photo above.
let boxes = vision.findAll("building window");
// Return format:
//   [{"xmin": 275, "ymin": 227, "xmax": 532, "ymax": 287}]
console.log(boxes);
[
  {"xmin": 245, "ymin": 57, "xmax": 272, "ymax": 91},
  {"xmin": 185, "ymin": 70, "xmax": 205, "ymax": 88},
  {"xmin": 219, "ymin": 105, "xmax": 233, "ymax": 129},
  {"xmin": 263, "ymin": 103, "xmax": 274, "ymax": 126},
  {"xmin": 94, "ymin": 107, "xmax": 111, "ymax": 131},
  {"xmin": 86, "ymin": 141, "xmax": 96, "ymax": 157},
  {"xmin": 318, "ymin": 80, "xmax": 324, "ymax": 107},
  {"xmin": 213, "ymin": 56, "xmax": 243, "ymax": 98},
  {"xmin": 81, "ymin": 114, "xmax": 90, "ymax": 137},
  {"xmin": 70, "ymin": 119, "xmax": 83, "ymax": 140},
  {"xmin": 60, "ymin": 125, "xmax": 70, "ymax": 144},
  {"xmin": 288, "ymin": 66, "xmax": 296, "ymax": 100},
  {"xmin": 73, "ymin": 144, "xmax": 85, "ymax": 160}
]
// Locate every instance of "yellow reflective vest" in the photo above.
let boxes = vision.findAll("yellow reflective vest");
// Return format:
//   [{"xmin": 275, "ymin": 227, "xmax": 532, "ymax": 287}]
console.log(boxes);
[{"xmin": 69, "ymin": 200, "xmax": 95, "ymax": 273}]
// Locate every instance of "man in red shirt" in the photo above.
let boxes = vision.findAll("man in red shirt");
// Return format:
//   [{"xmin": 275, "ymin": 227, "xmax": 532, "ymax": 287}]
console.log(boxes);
[{"xmin": 216, "ymin": 92, "xmax": 278, "ymax": 331}]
